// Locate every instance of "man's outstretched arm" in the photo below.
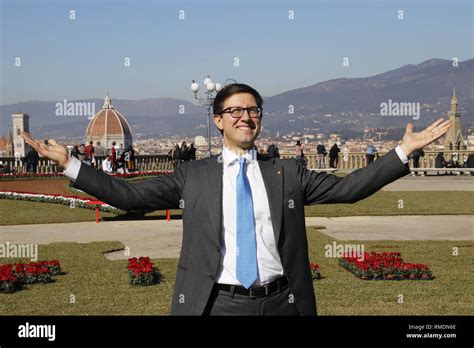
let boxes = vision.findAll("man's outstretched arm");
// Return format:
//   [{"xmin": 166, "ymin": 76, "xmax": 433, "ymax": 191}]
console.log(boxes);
[
  {"xmin": 21, "ymin": 132, "xmax": 185, "ymax": 212},
  {"xmin": 299, "ymin": 118, "xmax": 452, "ymax": 205}
]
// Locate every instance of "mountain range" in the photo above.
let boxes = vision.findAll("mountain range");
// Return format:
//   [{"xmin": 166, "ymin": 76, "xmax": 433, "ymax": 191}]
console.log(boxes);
[{"xmin": 1, "ymin": 58, "xmax": 472, "ymax": 140}]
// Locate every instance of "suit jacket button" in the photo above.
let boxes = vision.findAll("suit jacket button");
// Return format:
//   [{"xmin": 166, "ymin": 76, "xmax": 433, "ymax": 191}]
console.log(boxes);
[
  {"xmin": 209, "ymin": 275, "xmax": 214, "ymax": 280},
  {"xmin": 216, "ymin": 246, "xmax": 221, "ymax": 253}
]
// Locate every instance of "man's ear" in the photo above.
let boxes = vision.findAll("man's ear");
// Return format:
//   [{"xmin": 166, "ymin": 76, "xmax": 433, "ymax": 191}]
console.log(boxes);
[{"xmin": 213, "ymin": 114, "xmax": 223, "ymax": 133}]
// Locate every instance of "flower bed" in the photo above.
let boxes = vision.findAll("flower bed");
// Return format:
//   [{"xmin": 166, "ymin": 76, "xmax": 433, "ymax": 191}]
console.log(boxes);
[
  {"xmin": 0, "ymin": 190, "xmax": 123, "ymax": 214},
  {"xmin": 0, "ymin": 260, "xmax": 63, "ymax": 293},
  {"xmin": 127, "ymin": 257, "xmax": 160, "ymax": 286},
  {"xmin": 0, "ymin": 266, "xmax": 21, "ymax": 293},
  {"xmin": 339, "ymin": 252, "xmax": 434, "ymax": 280},
  {"xmin": 310, "ymin": 262, "xmax": 322, "ymax": 280}
]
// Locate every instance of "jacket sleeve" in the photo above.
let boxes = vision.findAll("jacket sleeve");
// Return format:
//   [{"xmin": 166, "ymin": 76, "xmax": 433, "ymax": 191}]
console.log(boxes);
[
  {"xmin": 297, "ymin": 148, "xmax": 411, "ymax": 204},
  {"xmin": 72, "ymin": 162, "xmax": 187, "ymax": 212}
]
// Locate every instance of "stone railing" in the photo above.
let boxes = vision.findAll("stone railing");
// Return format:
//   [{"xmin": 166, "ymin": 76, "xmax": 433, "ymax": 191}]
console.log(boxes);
[
  {"xmin": 0, "ymin": 150, "xmax": 471, "ymax": 173},
  {"xmin": 0, "ymin": 155, "xmax": 174, "ymax": 174},
  {"xmin": 280, "ymin": 150, "xmax": 473, "ymax": 170}
]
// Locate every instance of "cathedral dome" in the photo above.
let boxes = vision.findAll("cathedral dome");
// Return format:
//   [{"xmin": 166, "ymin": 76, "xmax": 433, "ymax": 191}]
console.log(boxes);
[{"xmin": 85, "ymin": 94, "xmax": 132, "ymax": 150}]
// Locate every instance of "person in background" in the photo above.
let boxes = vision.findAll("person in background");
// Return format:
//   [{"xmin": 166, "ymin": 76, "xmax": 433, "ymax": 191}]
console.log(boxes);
[
  {"xmin": 435, "ymin": 152, "xmax": 447, "ymax": 176},
  {"xmin": 464, "ymin": 154, "xmax": 474, "ymax": 176},
  {"xmin": 123, "ymin": 145, "xmax": 135, "ymax": 172},
  {"xmin": 102, "ymin": 155, "xmax": 113, "ymax": 174},
  {"xmin": 129, "ymin": 145, "xmax": 135, "ymax": 171},
  {"xmin": 316, "ymin": 141, "xmax": 327, "ymax": 169},
  {"xmin": 70, "ymin": 145, "xmax": 79, "ymax": 159},
  {"xmin": 294, "ymin": 140, "xmax": 306, "ymax": 167},
  {"xmin": 78, "ymin": 144, "xmax": 87, "ymax": 164},
  {"xmin": 410, "ymin": 148, "xmax": 424, "ymax": 175},
  {"xmin": 111, "ymin": 141, "xmax": 117, "ymax": 172},
  {"xmin": 116, "ymin": 151, "xmax": 128, "ymax": 174},
  {"xmin": 26, "ymin": 148, "xmax": 39, "ymax": 173},
  {"xmin": 365, "ymin": 143, "xmax": 378, "ymax": 166},
  {"xmin": 267, "ymin": 143, "xmax": 280, "ymax": 159},
  {"xmin": 173, "ymin": 144, "xmax": 182, "ymax": 167},
  {"xmin": 181, "ymin": 141, "xmax": 189, "ymax": 162},
  {"xmin": 85, "ymin": 141, "xmax": 95, "ymax": 167},
  {"xmin": 329, "ymin": 143, "xmax": 340, "ymax": 169},
  {"xmin": 189, "ymin": 143, "xmax": 196, "ymax": 161}
]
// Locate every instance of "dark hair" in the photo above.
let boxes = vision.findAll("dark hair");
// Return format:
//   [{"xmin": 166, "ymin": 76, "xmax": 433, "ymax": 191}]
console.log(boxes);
[
  {"xmin": 212, "ymin": 83, "xmax": 263, "ymax": 135},
  {"xmin": 213, "ymin": 83, "xmax": 263, "ymax": 115}
]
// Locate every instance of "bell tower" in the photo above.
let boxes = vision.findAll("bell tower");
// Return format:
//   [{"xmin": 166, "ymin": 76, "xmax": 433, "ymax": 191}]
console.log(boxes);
[
  {"xmin": 12, "ymin": 112, "xmax": 30, "ymax": 157},
  {"xmin": 444, "ymin": 89, "xmax": 465, "ymax": 150}
]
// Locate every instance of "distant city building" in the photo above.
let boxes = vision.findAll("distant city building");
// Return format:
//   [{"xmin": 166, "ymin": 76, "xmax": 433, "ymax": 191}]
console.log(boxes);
[
  {"xmin": 330, "ymin": 133, "xmax": 341, "ymax": 142},
  {"xmin": 0, "ymin": 127, "xmax": 14, "ymax": 157},
  {"xmin": 194, "ymin": 135, "xmax": 207, "ymax": 146},
  {"xmin": 444, "ymin": 89, "xmax": 466, "ymax": 151},
  {"xmin": 85, "ymin": 94, "xmax": 133, "ymax": 151},
  {"xmin": 12, "ymin": 113, "xmax": 30, "ymax": 157},
  {"xmin": 467, "ymin": 134, "xmax": 474, "ymax": 150}
]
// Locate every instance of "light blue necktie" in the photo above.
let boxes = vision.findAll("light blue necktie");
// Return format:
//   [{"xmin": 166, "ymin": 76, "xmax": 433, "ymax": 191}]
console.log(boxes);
[{"xmin": 236, "ymin": 157, "xmax": 258, "ymax": 289}]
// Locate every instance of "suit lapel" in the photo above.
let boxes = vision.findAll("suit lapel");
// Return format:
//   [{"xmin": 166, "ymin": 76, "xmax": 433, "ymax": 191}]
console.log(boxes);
[
  {"xmin": 200, "ymin": 154, "xmax": 224, "ymax": 243},
  {"xmin": 199, "ymin": 153, "xmax": 284, "ymax": 247},
  {"xmin": 257, "ymin": 155, "xmax": 284, "ymax": 245}
]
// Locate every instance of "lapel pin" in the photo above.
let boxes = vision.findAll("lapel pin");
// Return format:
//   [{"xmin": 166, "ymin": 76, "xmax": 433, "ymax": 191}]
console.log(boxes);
[{"xmin": 277, "ymin": 170, "xmax": 281, "ymax": 175}]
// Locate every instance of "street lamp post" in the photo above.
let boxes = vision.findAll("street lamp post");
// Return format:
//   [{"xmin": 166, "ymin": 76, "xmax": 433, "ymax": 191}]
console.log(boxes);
[{"xmin": 191, "ymin": 75, "xmax": 223, "ymax": 157}]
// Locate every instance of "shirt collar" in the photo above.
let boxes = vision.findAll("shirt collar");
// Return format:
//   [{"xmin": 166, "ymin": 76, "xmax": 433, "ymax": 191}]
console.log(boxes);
[{"xmin": 222, "ymin": 145, "xmax": 258, "ymax": 167}]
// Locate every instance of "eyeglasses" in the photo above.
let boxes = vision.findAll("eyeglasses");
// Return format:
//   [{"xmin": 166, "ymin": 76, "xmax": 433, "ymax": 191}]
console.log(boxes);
[{"xmin": 219, "ymin": 106, "xmax": 263, "ymax": 118}]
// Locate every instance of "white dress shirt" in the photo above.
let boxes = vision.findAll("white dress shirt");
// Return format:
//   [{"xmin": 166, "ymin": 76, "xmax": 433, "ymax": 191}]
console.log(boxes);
[
  {"xmin": 64, "ymin": 145, "xmax": 409, "ymax": 287},
  {"xmin": 215, "ymin": 145, "xmax": 284, "ymax": 286},
  {"xmin": 102, "ymin": 158, "xmax": 113, "ymax": 173}
]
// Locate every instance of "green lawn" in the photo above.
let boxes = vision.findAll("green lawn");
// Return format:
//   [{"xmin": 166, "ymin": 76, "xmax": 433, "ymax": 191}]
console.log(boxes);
[
  {"xmin": 0, "ymin": 200, "xmax": 182, "ymax": 226},
  {"xmin": 0, "ymin": 229, "xmax": 472, "ymax": 315},
  {"xmin": 305, "ymin": 190, "xmax": 474, "ymax": 217},
  {"xmin": 1, "ymin": 190, "xmax": 472, "ymax": 225}
]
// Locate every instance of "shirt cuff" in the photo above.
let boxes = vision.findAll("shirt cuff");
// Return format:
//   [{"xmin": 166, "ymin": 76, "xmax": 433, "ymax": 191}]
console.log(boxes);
[
  {"xmin": 395, "ymin": 145, "xmax": 409, "ymax": 164},
  {"xmin": 63, "ymin": 157, "xmax": 82, "ymax": 181}
]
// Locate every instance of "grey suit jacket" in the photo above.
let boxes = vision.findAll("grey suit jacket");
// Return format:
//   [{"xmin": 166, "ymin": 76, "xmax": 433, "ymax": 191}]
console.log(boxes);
[{"xmin": 71, "ymin": 148, "xmax": 411, "ymax": 315}]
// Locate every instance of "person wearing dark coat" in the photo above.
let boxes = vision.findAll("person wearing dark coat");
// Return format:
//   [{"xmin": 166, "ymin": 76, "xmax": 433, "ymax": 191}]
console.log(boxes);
[
  {"xmin": 435, "ymin": 152, "xmax": 447, "ymax": 168},
  {"xmin": 267, "ymin": 143, "xmax": 280, "ymax": 159},
  {"xmin": 328, "ymin": 144, "xmax": 340, "ymax": 169},
  {"xmin": 435, "ymin": 152, "xmax": 447, "ymax": 175},
  {"xmin": 410, "ymin": 148, "xmax": 424, "ymax": 175},
  {"xmin": 173, "ymin": 144, "xmax": 182, "ymax": 168},
  {"xmin": 189, "ymin": 143, "xmax": 196, "ymax": 161},
  {"xmin": 465, "ymin": 154, "xmax": 474, "ymax": 176},
  {"xmin": 26, "ymin": 148, "xmax": 39, "ymax": 173}
]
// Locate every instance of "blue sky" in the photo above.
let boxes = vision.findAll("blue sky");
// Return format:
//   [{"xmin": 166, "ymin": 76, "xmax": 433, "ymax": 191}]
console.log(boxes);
[{"xmin": 0, "ymin": 0, "xmax": 472, "ymax": 105}]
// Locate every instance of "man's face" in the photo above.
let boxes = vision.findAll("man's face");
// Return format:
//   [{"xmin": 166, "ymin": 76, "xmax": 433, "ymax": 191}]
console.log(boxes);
[{"xmin": 213, "ymin": 93, "xmax": 261, "ymax": 151}]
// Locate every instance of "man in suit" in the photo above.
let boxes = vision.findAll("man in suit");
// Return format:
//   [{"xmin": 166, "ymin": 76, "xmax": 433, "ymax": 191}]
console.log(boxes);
[{"xmin": 22, "ymin": 83, "xmax": 452, "ymax": 315}]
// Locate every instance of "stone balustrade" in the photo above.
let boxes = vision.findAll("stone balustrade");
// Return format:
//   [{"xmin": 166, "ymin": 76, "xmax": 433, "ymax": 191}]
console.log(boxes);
[{"xmin": 0, "ymin": 150, "xmax": 472, "ymax": 173}]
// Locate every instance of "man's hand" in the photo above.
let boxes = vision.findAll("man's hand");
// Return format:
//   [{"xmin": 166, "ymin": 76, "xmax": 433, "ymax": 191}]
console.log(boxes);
[
  {"xmin": 20, "ymin": 131, "xmax": 70, "ymax": 168},
  {"xmin": 400, "ymin": 118, "xmax": 452, "ymax": 157}
]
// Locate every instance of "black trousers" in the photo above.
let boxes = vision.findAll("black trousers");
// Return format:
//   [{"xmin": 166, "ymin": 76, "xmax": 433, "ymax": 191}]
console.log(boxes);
[{"xmin": 203, "ymin": 281, "xmax": 301, "ymax": 316}]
